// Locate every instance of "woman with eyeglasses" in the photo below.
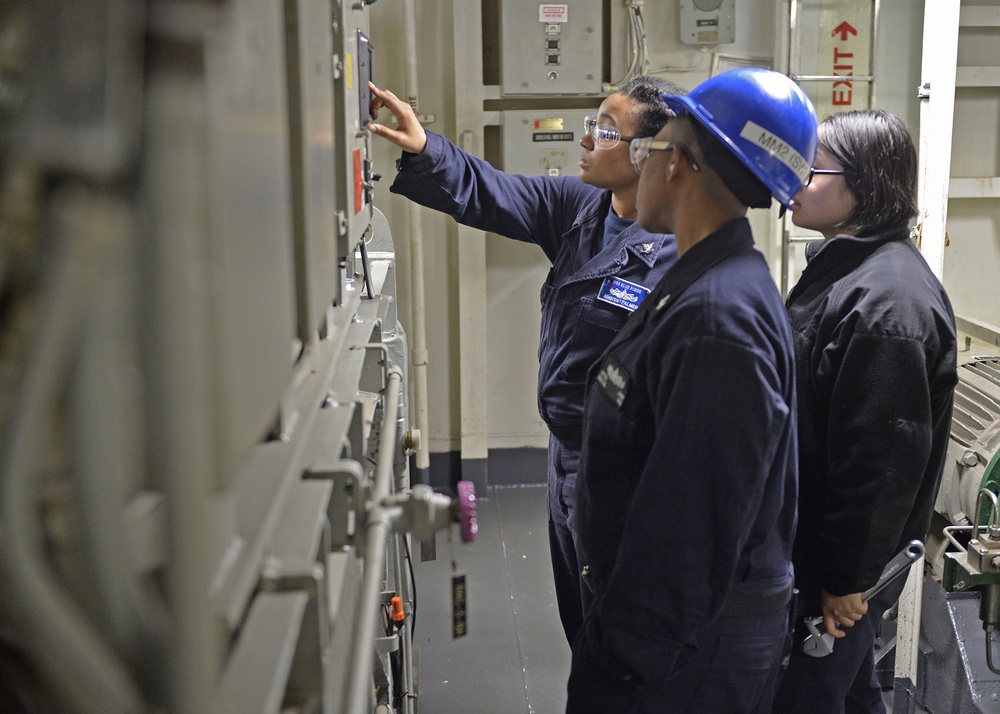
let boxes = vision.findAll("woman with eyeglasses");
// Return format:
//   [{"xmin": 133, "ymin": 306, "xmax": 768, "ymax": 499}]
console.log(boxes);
[
  {"xmin": 367, "ymin": 76, "xmax": 685, "ymax": 648},
  {"xmin": 773, "ymin": 110, "xmax": 958, "ymax": 714}
]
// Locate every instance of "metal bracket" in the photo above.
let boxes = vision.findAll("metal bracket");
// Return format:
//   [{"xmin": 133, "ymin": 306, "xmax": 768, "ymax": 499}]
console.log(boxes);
[
  {"xmin": 307, "ymin": 460, "xmax": 364, "ymax": 550},
  {"xmin": 350, "ymin": 342, "xmax": 389, "ymax": 394}
]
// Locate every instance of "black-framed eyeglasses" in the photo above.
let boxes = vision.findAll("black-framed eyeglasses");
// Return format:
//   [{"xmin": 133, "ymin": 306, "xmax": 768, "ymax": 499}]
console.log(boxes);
[
  {"xmin": 584, "ymin": 116, "xmax": 637, "ymax": 149},
  {"xmin": 629, "ymin": 137, "xmax": 700, "ymax": 173},
  {"xmin": 804, "ymin": 167, "xmax": 846, "ymax": 186}
]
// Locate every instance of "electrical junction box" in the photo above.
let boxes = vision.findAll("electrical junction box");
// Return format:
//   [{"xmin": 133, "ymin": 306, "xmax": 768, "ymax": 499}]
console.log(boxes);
[
  {"xmin": 499, "ymin": 1, "xmax": 603, "ymax": 96},
  {"xmin": 500, "ymin": 109, "xmax": 591, "ymax": 176},
  {"xmin": 680, "ymin": 0, "xmax": 735, "ymax": 45}
]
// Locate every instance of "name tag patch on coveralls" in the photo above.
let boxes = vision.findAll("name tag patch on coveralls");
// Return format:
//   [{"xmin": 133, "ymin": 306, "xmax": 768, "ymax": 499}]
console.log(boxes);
[
  {"xmin": 597, "ymin": 276, "xmax": 650, "ymax": 313},
  {"xmin": 596, "ymin": 357, "xmax": 629, "ymax": 408}
]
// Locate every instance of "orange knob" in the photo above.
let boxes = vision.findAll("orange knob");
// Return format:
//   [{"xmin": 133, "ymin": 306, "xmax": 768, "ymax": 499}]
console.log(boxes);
[{"xmin": 391, "ymin": 596, "xmax": 405, "ymax": 623}]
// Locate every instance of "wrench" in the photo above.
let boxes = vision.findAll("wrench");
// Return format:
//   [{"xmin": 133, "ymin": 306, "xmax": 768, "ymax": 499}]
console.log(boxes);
[{"xmin": 800, "ymin": 540, "xmax": 925, "ymax": 658}]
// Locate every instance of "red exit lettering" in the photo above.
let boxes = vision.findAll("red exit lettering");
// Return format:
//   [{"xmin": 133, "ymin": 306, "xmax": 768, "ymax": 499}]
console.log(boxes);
[{"xmin": 830, "ymin": 23, "xmax": 857, "ymax": 107}]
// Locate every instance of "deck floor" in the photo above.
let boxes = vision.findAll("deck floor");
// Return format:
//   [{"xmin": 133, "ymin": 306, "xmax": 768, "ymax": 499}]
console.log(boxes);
[
  {"xmin": 409, "ymin": 483, "xmax": 924, "ymax": 714},
  {"xmin": 412, "ymin": 485, "xmax": 569, "ymax": 714}
]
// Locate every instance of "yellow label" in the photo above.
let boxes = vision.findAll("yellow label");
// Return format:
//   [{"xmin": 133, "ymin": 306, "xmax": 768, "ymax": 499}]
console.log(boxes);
[
  {"xmin": 534, "ymin": 118, "xmax": 565, "ymax": 131},
  {"xmin": 346, "ymin": 53, "xmax": 353, "ymax": 90}
]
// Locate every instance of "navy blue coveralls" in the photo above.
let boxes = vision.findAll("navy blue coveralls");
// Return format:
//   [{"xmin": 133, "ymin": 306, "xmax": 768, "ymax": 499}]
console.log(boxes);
[
  {"xmin": 569, "ymin": 218, "xmax": 798, "ymax": 713},
  {"xmin": 389, "ymin": 131, "xmax": 678, "ymax": 643},
  {"xmin": 773, "ymin": 227, "xmax": 957, "ymax": 714}
]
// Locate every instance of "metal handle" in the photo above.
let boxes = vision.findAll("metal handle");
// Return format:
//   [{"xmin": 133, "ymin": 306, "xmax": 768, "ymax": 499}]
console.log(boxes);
[
  {"xmin": 800, "ymin": 540, "xmax": 925, "ymax": 659},
  {"xmin": 862, "ymin": 540, "xmax": 925, "ymax": 602}
]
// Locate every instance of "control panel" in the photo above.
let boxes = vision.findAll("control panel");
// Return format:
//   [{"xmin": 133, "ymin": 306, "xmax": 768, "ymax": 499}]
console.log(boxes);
[
  {"xmin": 501, "ymin": 109, "xmax": 591, "ymax": 177},
  {"xmin": 499, "ymin": 1, "xmax": 603, "ymax": 96},
  {"xmin": 679, "ymin": 0, "xmax": 736, "ymax": 46}
]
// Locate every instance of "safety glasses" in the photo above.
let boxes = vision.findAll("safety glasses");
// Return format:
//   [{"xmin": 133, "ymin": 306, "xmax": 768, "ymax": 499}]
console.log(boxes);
[
  {"xmin": 629, "ymin": 137, "xmax": 699, "ymax": 174},
  {"xmin": 584, "ymin": 116, "xmax": 637, "ymax": 149}
]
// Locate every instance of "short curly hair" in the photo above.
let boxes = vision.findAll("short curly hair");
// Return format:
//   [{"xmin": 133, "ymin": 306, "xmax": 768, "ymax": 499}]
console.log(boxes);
[{"xmin": 616, "ymin": 75, "xmax": 688, "ymax": 139}]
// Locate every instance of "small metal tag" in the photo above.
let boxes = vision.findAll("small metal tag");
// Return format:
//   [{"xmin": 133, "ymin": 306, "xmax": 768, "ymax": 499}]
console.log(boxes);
[
  {"xmin": 420, "ymin": 534, "xmax": 437, "ymax": 562},
  {"xmin": 451, "ymin": 572, "xmax": 468, "ymax": 639}
]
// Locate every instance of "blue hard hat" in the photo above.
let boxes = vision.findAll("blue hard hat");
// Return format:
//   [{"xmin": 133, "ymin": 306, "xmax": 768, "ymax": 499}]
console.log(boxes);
[{"xmin": 661, "ymin": 68, "xmax": 818, "ymax": 208}]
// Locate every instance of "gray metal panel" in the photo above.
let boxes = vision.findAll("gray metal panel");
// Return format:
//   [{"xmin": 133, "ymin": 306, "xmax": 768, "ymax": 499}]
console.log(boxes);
[
  {"xmin": 269, "ymin": 480, "xmax": 334, "ymax": 564},
  {"xmin": 3, "ymin": 1, "xmax": 427, "ymax": 711},
  {"xmin": 499, "ymin": 0, "xmax": 603, "ymax": 96},
  {"xmin": 144, "ymin": 60, "xmax": 231, "ymax": 714},
  {"xmin": 500, "ymin": 108, "xmax": 591, "ymax": 176},
  {"xmin": 204, "ymin": 0, "xmax": 298, "ymax": 473},
  {"xmin": 286, "ymin": 0, "xmax": 341, "ymax": 337},
  {"xmin": 332, "ymin": 2, "xmax": 374, "ymax": 270},
  {"xmin": 325, "ymin": 551, "xmax": 364, "ymax": 714},
  {"xmin": 679, "ymin": 0, "xmax": 736, "ymax": 46},
  {"xmin": 218, "ymin": 591, "xmax": 309, "ymax": 714},
  {"xmin": 262, "ymin": 480, "xmax": 335, "ymax": 708},
  {"xmin": 18, "ymin": 0, "xmax": 144, "ymax": 179},
  {"xmin": 212, "ymin": 289, "xmax": 375, "ymax": 630}
]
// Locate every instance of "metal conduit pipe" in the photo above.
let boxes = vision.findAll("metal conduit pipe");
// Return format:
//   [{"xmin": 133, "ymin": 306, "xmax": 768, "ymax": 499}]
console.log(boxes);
[
  {"xmin": 75, "ymin": 224, "xmax": 149, "ymax": 663},
  {"xmin": 345, "ymin": 367, "xmax": 404, "ymax": 712},
  {"xmin": 388, "ymin": 527, "xmax": 414, "ymax": 714},
  {"xmin": 402, "ymin": 0, "xmax": 430, "ymax": 474},
  {"xmin": 0, "ymin": 232, "xmax": 148, "ymax": 713}
]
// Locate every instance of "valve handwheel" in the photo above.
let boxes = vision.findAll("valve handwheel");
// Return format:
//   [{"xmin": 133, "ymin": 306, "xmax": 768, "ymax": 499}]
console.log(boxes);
[{"xmin": 456, "ymin": 480, "xmax": 478, "ymax": 543}]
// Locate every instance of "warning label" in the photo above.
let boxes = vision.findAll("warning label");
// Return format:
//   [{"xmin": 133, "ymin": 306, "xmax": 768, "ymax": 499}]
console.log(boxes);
[
  {"xmin": 539, "ymin": 4, "xmax": 568, "ymax": 22},
  {"xmin": 533, "ymin": 132, "xmax": 574, "ymax": 142}
]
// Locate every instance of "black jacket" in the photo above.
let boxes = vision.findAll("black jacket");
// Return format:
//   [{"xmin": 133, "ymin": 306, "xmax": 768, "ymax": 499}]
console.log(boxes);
[
  {"xmin": 785, "ymin": 226, "xmax": 957, "ymax": 609},
  {"xmin": 572, "ymin": 219, "xmax": 798, "ymax": 692}
]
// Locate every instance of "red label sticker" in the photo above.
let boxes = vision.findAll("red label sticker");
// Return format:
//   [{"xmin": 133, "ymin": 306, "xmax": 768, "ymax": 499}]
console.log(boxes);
[{"xmin": 353, "ymin": 149, "xmax": 362, "ymax": 214}]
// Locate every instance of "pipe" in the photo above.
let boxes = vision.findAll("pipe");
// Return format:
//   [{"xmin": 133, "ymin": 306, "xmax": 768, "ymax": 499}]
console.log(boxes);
[
  {"xmin": 402, "ymin": 0, "xmax": 430, "ymax": 474},
  {"xmin": 987, "ymin": 628, "xmax": 1000, "ymax": 676},
  {"xmin": 344, "ymin": 367, "xmax": 403, "ymax": 713},
  {"xmin": 984, "ymin": 584, "xmax": 1000, "ymax": 675},
  {"xmin": 388, "ymin": 529, "xmax": 414, "ymax": 713},
  {"xmin": 0, "ymin": 219, "xmax": 148, "ymax": 713},
  {"xmin": 871, "ymin": 0, "xmax": 881, "ymax": 107}
]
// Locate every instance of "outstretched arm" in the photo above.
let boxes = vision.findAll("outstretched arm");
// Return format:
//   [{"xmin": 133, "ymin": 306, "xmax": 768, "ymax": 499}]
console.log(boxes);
[
  {"xmin": 367, "ymin": 82, "xmax": 427, "ymax": 155},
  {"xmin": 368, "ymin": 81, "xmax": 588, "ymax": 256}
]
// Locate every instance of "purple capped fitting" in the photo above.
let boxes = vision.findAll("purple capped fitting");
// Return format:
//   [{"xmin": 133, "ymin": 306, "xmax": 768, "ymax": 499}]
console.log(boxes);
[{"xmin": 456, "ymin": 480, "xmax": 478, "ymax": 543}]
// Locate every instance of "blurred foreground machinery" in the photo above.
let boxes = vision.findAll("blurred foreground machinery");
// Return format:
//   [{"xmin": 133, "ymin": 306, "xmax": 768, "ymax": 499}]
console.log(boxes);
[{"xmin": 0, "ymin": 1, "xmax": 470, "ymax": 713}]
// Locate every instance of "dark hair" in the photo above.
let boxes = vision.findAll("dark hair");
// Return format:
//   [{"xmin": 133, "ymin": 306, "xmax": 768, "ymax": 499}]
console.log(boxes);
[
  {"xmin": 616, "ymin": 75, "xmax": 688, "ymax": 138},
  {"xmin": 819, "ymin": 110, "xmax": 918, "ymax": 235},
  {"xmin": 686, "ymin": 114, "xmax": 772, "ymax": 209}
]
